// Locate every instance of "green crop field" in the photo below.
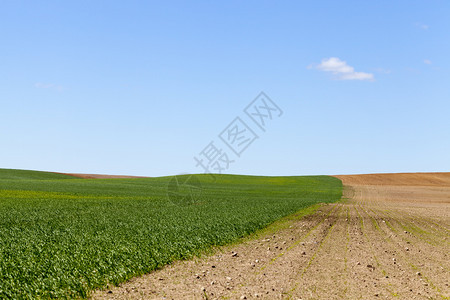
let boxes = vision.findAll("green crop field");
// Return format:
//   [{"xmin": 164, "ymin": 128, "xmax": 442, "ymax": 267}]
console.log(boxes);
[{"xmin": 0, "ymin": 169, "xmax": 342, "ymax": 299}]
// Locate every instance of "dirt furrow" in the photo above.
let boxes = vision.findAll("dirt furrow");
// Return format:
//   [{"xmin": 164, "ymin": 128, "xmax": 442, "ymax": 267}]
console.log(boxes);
[
  {"xmin": 352, "ymin": 203, "xmax": 399, "ymax": 297},
  {"xmin": 359, "ymin": 203, "xmax": 449, "ymax": 296},
  {"xmin": 257, "ymin": 203, "xmax": 340, "ymax": 274},
  {"xmin": 287, "ymin": 204, "xmax": 348, "ymax": 299},
  {"xmin": 367, "ymin": 205, "xmax": 450, "ymax": 265},
  {"xmin": 228, "ymin": 203, "xmax": 345, "ymax": 299},
  {"xmin": 363, "ymin": 185, "xmax": 450, "ymax": 240},
  {"xmin": 356, "ymin": 202, "xmax": 443, "ymax": 298}
]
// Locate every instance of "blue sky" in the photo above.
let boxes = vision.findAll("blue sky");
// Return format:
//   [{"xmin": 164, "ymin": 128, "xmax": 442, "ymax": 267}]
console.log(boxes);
[{"xmin": 1, "ymin": 1, "xmax": 449, "ymax": 176}]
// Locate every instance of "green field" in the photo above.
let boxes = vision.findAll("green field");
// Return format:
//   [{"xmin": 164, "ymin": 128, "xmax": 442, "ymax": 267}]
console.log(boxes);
[{"xmin": 0, "ymin": 169, "xmax": 342, "ymax": 298}]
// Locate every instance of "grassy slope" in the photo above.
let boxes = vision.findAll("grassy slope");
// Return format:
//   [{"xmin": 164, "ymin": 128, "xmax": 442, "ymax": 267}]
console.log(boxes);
[
  {"xmin": 0, "ymin": 168, "xmax": 77, "ymax": 180},
  {"xmin": 0, "ymin": 170, "xmax": 342, "ymax": 298}
]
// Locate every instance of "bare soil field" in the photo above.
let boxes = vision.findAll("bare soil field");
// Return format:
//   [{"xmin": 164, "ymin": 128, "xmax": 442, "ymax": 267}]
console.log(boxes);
[{"xmin": 93, "ymin": 173, "xmax": 450, "ymax": 299}]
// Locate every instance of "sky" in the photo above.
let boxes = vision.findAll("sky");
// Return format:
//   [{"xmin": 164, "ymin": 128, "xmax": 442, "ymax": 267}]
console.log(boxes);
[{"xmin": 1, "ymin": 1, "xmax": 449, "ymax": 177}]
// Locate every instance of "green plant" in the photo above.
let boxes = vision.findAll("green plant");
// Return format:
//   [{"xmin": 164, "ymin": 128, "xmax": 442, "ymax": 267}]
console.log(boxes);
[{"xmin": 0, "ymin": 170, "xmax": 342, "ymax": 298}]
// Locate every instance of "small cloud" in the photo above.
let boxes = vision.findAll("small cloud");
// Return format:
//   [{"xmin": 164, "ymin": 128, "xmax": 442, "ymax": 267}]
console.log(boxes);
[
  {"xmin": 424, "ymin": 59, "xmax": 432, "ymax": 65},
  {"xmin": 34, "ymin": 83, "xmax": 54, "ymax": 89},
  {"xmin": 406, "ymin": 67, "xmax": 420, "ymax": 74},
  {"xmin": 311, "ymin": 57, "xmax": 374, "ymax": 81},
  {"xmin": 374, "ymin": 68, "xmax": 391, "ymax": 74},
  {"xmin": 34, "ymin": 82, "xmax": 63, "ymax": 91},
  {"xmin": 415, "ymin": 22, "xmax": 429, "ymax": 30}
]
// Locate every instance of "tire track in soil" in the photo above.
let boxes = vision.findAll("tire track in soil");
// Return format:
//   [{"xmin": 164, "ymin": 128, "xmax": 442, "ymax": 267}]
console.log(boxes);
[
  {"xmin": 235, "ymin": 203, "xmax": 345, "ymax": 299},
  {"xmin": 358, "ymin": 199, "xmax": 449, "ymax": 296},
  {"xmin": 257, "ymin": 203, "xmax": 340, "ymax": 274},
  {"xmin": 374, "ymin": 206, "xmax": 449, "ymax": 247},
  {"xmin": 357, "ymin": 185, "xmax": 450, "ymax": 234},
  {"xmin": 356, "ymin": 201, "xmax": 439, "ymax": 298},
  {"xmin": 363, "ymin": 185, "xmax": 449, "ymax": 244},
  {"xmin": 286, "ymin": 204, "xmax": 348, "ymax": 299},
  {"xmin": 348, "ymin": 178, "xmax": 449, "ymax": 299},
  {"xmin": 365, "ymin": 204, "xmax": 450, "ymax": 271},
  {"xmin": 359, "ymin": 184, "xmax": 450, "ymax": 272},
  {"xmin": 352, "ymin": 203, "xmax": 398, "ymax": 298}
]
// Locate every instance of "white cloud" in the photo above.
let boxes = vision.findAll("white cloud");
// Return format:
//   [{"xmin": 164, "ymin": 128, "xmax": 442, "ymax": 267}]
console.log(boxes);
[
  {"xmin": 34, "ymin": 82, "xmax": 63, "ymax": 91},
  {"xmin": 374, "ymin": 68, "xmax": 391, "ymax": 74},
  {"xmin": 424, "ymin": 59, "xmax": 432, "ymax": 65},
  {"xmin": 312, "ymin": 57, "xmax": 374, "ymax": 81},
  {"xmin": 416, "ymin": 22, "xmax": 429, "ymax": 30}
]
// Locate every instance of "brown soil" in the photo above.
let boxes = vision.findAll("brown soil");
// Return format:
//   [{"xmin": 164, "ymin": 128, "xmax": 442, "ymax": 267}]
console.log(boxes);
[
  {"xmin": 60, "ymin": 173, "xmax": 149, "ymax": 179},
  {"xmin": 335, "ymin": 172, "xmax": 450, "ymax": 187},
  {"xmin": 92, "ymin": 173, "xmax": 450, "ymax": 300}
]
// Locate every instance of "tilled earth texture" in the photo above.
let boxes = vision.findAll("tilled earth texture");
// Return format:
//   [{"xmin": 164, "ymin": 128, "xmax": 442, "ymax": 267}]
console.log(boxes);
[{"xmin": 93, "ymin": 173, "xmax": 450, "ymax": 300}]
